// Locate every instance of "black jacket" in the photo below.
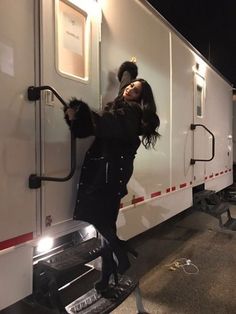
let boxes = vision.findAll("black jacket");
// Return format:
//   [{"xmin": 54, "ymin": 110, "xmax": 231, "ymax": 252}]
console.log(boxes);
[{"xmin": 66, "ymin": 70, "xmax": 142, "ymax": 225}]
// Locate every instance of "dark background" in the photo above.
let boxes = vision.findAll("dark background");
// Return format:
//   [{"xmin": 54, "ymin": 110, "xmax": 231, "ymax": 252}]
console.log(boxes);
[{"xmin": 147, "ymin": 0, "xmax": 236, "ymax": 88}]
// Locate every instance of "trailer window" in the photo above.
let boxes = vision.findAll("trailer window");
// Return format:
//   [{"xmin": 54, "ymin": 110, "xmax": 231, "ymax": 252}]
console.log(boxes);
[
  {"xmin": 55, "ymin": 0, "xmax": 89, "ymax": 81},
  {"xmin": 196, "ymin": 85, "xmax": 203, "ymax": 117}
]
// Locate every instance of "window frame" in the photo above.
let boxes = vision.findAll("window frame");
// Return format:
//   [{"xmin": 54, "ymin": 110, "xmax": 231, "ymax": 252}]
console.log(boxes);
[{"xmin": 54, "ymin": 0, "xmax": 90, "ymax": 83}]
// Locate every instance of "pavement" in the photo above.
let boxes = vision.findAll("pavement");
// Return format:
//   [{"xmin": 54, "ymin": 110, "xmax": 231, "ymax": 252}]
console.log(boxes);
[{"xmin": 112, "ymin": 205, "xmax": 236, "ymax": 314}]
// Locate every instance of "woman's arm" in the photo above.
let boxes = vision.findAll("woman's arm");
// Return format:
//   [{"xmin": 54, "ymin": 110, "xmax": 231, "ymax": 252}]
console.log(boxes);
[
  {"xmin": 117, "ymin": 61, "xmax": 138, "ymax": 97},
  {"xmin": 118, "ymin": 71, "xmax": 132, "ymax": 98},
  {"xmin": 65, "ymin": 99, "xmax": 142, "ymax": 141},
  {"xmin": 92, "ymin": 103, "xmax": 142, "ymax": 142},
  {"xmin": 65, "ymin": 62, "xmax": 139, "ymax": 139},
  {"xmin": 64, "ymin": 99, "xmax": 95, "ymax": 138}
]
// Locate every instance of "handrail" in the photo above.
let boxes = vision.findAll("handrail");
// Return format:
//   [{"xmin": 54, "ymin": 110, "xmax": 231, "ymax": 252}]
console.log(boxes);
[
  {"xmin": 28, "ymin": 85, "xmax": 68, "ymax": 107},
  {"xmin": 190, "ymin": 123, "xmax": 215, "ymax": 165},
  {"xmin": 28, "ymin": 85, "xmax": 76, "ymax": 189}
]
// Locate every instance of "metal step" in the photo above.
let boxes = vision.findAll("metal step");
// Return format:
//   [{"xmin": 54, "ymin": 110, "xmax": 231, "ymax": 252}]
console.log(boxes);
[
  {"xmin": 33, "ymin": 238, "xmax": 147, "ymax": 314},
  {"xmin": 193, "ymin": 190, "xmax": 215, "ymax": 203},
  {"xmin": 193, "ymin": 190, "xmax": 235, "ymax": 230},
  {"xmin": 223, "ymin": 189, "xmax": 236, "ymax": 202},
  {"xmin": 223, "ymin": 217, "xmax": 236, "ymax": 231},
  {"xmin": 38, "ymin": 237, "xmax": 102, "ymax": 274},
  {"xmin": 34, "ymin": 237, "xmax": 103, "ymax": 312},
  {"xmin": 226, "ymin": 189, "xmax": 236, "ymax": 194},
  {"xmin": 208, "ymin": 202, "xmax": 230, "ymax": 216},
  {"xmin": 65, "ymin": 276, "xmax": 138, "ymax": 314}
]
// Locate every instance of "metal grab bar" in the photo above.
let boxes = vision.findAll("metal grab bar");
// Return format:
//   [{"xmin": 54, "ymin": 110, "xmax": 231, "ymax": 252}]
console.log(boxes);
[
  {"xmin": 28, "ymin": 85, "xmax": 68, "ymax": 108},
  {"xmin": 28, "ymin": 86, "xmax": 76, "ymax": 189},
  {"xmin": 190, "ymin": 123, "xmax": 215, "ymax": 165}
]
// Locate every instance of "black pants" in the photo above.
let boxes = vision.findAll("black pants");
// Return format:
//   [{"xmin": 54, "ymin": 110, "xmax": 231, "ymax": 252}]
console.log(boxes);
[
  {"xmin": 78, "ymin": 192, "xmax": 128, "ymax": 275},
  {"xmin": 94, "ymin": 223, "xmax": 131, "ymax": 278},
  {"xmin": 96, "ymin": 226, "xmax": 117, "ymax": 275},
  {"xmin": 92, "ymin": 196, "xmax": 122, "ymax": 275},
  {"xmin": 94, "ymin": 214, "xmax": 120, "ymax": 275}
]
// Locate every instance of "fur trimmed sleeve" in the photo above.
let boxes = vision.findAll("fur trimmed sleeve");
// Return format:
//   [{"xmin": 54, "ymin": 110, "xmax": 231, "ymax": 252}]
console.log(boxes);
[
  {"xmin": 92, "ymin": 102, "xmax": 142, "ymax": 141},
  {"xmin": 117, "ymin": 61, "xmax": 138, "ymax": 97},
  {"xmin": 64, "ymin": 98, "xmax": 95, "ymax": 138},
  {"xmin": 117, "ymin": 61, "xmax": 138, "ymax": 82},
  {"xmin": 64, "ymin": 98, "xmax": 142, "ymax": 142}
]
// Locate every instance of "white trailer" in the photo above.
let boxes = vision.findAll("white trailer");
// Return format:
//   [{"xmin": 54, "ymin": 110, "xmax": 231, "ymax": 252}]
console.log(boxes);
[{"xmin": 0, "ymin": 0, "xmax": 233, "ymax": 310}]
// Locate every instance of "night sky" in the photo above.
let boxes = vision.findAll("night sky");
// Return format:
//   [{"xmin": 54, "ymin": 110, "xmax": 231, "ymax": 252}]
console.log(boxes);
[{"xmin": 147, "ymin": 0, "xmax": 236, "ymax": 88}]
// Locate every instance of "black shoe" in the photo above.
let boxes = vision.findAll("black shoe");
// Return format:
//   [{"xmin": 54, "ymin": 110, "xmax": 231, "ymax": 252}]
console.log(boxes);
[
  {"xmin": 117, "ymin": 256, "xmax": 130, "ymax": 275},
  {"xmin": 94, "ymin": 258, "xmax": 118, "ymax": 293},
  {"xmin": 115, "ymin": 240, "xmax": 139, "ymax": 274},
  {"xmin": 94, "ymin": 270, "xmax": 118, "ymax": 293},
  {"xmin": 119, "ymin": 240, "xmax": 138, "ymax": 259},
  {"xmin": 113, "ymin": 245, "xmax": 131, "ymax": 275},
  {"xmin": 99, "ymin": 286, "xmax": 122, "ymax": 300}
]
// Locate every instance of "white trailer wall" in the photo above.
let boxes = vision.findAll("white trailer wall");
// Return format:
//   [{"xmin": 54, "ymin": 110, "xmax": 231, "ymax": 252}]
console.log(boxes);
[
  {"xmin": 205, "ymin": 68, "xmax": 233, "ymax": 191},
  {"xmin": 0, "ymin": 0, "xmax": 36, "ymax": 309},
  {"xmin": 100, "ymin": 0, "xmax": 233, "ymax": 239},
  {"xmin": 100, "ymin": 0, "xmax": 193, "ymax": 239},
  {"xmin": 171, "ymin": 34, "xmax": 194, "ymax": 191}
]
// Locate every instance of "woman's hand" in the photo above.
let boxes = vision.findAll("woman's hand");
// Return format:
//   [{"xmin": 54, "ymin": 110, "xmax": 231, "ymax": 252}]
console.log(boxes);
[
  {"xmin": 65, "ymin": 108, "xmax": 76, "ymax": 121},
  {"xmin": 117, "ymin": 61, "xmax": 138, "ymax": 82}
]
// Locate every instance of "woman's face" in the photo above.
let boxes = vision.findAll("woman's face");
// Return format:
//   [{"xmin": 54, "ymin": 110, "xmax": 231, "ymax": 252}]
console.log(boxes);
[{"xmin": 123, "ymin": 81, "xmax": 142, "ymax": 102}]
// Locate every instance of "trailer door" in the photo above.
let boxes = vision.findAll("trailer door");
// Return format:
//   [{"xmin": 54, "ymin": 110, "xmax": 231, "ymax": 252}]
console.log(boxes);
[
  {"xmin": 38, "ymin": 0, "xmax": 100, "ymax": 233},
  {"xmin": 192, "ymin": 71, "xmax": 208, "ymax": 185}
]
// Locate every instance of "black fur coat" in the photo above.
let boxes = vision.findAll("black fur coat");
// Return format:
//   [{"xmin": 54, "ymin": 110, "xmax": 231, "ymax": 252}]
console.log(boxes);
[{"xmin": 65, "ymin": 63, "xmax": 142, "ymax": 226}]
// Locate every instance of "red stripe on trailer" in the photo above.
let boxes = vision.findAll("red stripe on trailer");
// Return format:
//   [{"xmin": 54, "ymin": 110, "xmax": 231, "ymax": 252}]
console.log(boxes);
[
  {"xmin": 220, "ymin": 171, "xmax": 223, "ymax": 174},
  {"xmin": 229, "ymin": 169, "xmax": 232, "ymax": 172},
  {"xmin": 205, "ymin": 176, "xmax": 208, "ymax": 180},
  {"xmin": 209, "ymin": 174, "xmax": 213, "ymax": 178},
  {"xmin": 0, "ymin": 232, "xmax": 33, "ymax": 251},
  {"xmin": 225, "ymin": 170, "xmax": 228, "ymax": 173},
  {"xmin": 132, "ymin": 196, "xmax": 144, "ymax": 204},
  {"xmin": 180, "ymin": 183, "xmax": 187, "ymax": 188},
  {"xmin": 166, "ymin": 188, "xmax": 170, "ymax": 193},
  {"xmin": 171, "ymin": 186, "xmax": 176, "ymax": 191},
  {"xmin": 215, "ymin": 173, "xmax": 219, "ymax": 176},
  {"xmin": 190, "ymin": 181, "xmax": 192, "ymax": 185},
  {"xmin": 151, "ymin": 191, "xmax": 161, "ymax": 198}
]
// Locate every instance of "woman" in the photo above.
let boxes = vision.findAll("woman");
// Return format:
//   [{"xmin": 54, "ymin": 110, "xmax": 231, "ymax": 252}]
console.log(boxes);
[{"xmin": 65, "ymin": 61, "xmax": 160, "ymax": 295}]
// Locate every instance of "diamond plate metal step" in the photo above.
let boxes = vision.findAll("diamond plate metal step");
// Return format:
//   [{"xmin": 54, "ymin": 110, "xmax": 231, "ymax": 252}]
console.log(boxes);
[
  {"xmin": 65, "ymin": 276, "xmax": 138, "ymax": 314},
  {"xmin": 38, "ymin": 238, "xmax": 102, "ymax": 274}
]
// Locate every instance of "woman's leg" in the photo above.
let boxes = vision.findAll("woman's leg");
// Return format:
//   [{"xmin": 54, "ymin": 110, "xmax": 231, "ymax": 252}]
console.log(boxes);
[
  {"xmin": 94, "ymin": 223, "xmax": 130, "ymax": 275},
  {"xmin": 94, "ymin": 195, "xmax": 131, "ymax": 287},
  {"xmin": 94, "ymin": 236, "xmax": 118, "ymax": 291}
]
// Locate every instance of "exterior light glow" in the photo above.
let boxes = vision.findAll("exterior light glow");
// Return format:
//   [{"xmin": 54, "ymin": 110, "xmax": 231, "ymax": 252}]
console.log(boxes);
[
  {"xmin": 67, "ymin": 0, "xmax": 100, "ymax": 18},
  {"xmin": 37, "ymin": 237, "xmax": 54, "ymax": 253}
]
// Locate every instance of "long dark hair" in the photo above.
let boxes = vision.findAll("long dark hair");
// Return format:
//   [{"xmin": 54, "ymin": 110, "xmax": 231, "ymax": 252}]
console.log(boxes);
[
  {"xmin": 107, "ymin": 78, "xmax": 160, "ymax": 149},
  {"xmin": 134, "ymin": 79, "xmax": 160, "ymax": 149}
]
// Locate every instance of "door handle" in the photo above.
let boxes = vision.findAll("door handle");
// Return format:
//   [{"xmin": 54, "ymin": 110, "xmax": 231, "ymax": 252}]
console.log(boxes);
[
  {"xmin": 190, "ymin": 123, "xmax": 215, "ymax": 165},
  {"xmin": 44, "ymin": 89, "xmax": 55, "ymax": 106},
  {"xmin": 27, "ymin": 85, "xmax": 76, "ymax": 189}
]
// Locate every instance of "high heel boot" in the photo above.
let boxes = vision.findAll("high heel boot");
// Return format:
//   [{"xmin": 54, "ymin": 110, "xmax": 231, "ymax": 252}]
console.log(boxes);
[
  {"xmin": 94, "ymin": 249, "xmax": 118, "ymax": 293},
  {"xmin": 112, "ymin": 240, "xmax": 138, "ymax": 275},
  {"xmin": 119, "ymin": 239, "xmax": 138, "ymax": 259}
]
